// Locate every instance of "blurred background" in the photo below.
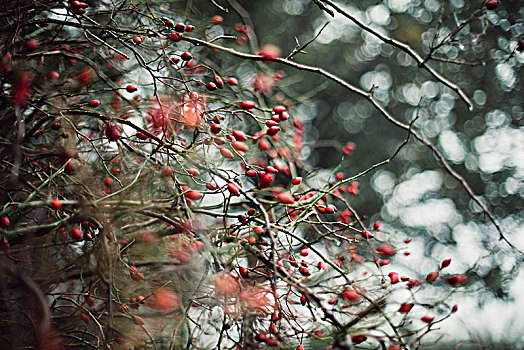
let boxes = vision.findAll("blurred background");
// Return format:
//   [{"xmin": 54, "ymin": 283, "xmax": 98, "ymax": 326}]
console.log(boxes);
[{"xmin": 195, "ymin": 0, "xmax": 524, "ymax": 347}]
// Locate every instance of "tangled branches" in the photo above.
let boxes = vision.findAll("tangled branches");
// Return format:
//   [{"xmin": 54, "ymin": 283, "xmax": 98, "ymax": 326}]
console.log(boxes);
[{"xmin": 0, "ymin": 0, "xmax": 518, "ymax": 349}]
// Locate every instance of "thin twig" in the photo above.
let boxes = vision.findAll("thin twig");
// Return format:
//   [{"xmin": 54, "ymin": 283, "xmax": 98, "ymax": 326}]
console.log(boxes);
[
  {"xmin": 287, "ymin": 21, "xmax": 330, "ymax": 59},
  {"xmin": 316, "ymin": 0, "xmax": 473, "ymax": 110}
]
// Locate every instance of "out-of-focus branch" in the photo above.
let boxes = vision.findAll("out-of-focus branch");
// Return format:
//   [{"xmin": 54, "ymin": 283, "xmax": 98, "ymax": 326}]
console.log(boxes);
[{"xmin": 315, "ymin": 0, "xmax": 473, "ymax": 110}]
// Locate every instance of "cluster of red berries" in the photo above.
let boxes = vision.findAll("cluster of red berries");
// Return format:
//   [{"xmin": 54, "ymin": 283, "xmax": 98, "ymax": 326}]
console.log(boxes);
[{"xmin": 70, "ymin": 0, "xmax": 88, "ymax": 15}]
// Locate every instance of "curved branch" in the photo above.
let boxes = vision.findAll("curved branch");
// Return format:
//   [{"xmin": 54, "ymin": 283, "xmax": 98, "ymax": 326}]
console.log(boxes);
[{"xmin": 316, "ymin": 0, "xmax": 473, "ymax": 110}]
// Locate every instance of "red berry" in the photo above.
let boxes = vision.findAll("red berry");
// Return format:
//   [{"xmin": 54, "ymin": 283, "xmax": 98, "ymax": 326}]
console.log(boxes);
[
  {"xmin": 227, "ymin": 77, "xmax": 238, "ymax": 86},
  {"xmin": 273, "ymin": 105, "xmax": 286, "ymax": 114},
  {"xmin": 206, "ymin": 82, "xmax": 217, "ymax": 91},
  {"xmin": 389, "ymin": 272, "xmax": 399, "ymax": 284},
  {"xmin": 104, "ymin": 177, "xmax": 113, "ymax": 187},
  {"xmin": 125, "ymin": 84, "xmax": 137, "ymax": 93},
  {"xmin": 136, "ymin": 132, "xmax": 148, "ymax": 140},
  {"xmin": 260, "ymin": 44, "xmax": 281, "ymax": 60},
  {"xmin": 299, "ymin": 248, "xmax": 309, "ymax": 256},
  {"xmin": 187, "ymin": 168, "xmax": 200, "ymax": 176},
  {"xmin": 258, "ymin": 172, "xmax": 273, "ymax": 188},
  {"xmin": 212, "ymin": 15, "xmax": 223, "ymax": 24},
  {"xmin": 341, "ymin": 288, "xmax": 360, "ymax": 302},
  {"xmin": 239, "ymin": 266, "xmax": 249, "ymax": 278},
  {"xmin": 267, "ymin": 126, "xmax": 280, "ymax": 136},
  {"xmin": 185, "ymin": 190, "xmax": 202, "ymax": 201},
  {"xmin": 105, "ymin": 123, "xmax": 121, "ymax": 142},
  {"xmin": 185, "ymin": 25, "xmax": 195, "ymax": 32},
  {"xmin": 24, "ymin": 39, "xmax": 39, "ymax": 51},
  {"xmin": 227, "ymin": 183, "xmax": 240, "ymax": 196},
  {"xmin": 180, "ymin": 52, "xmax": 192, "ymax": 61},
  {"xmin": 210, "ymin": 123, "xmax": 221, "ymax": 134},
  {"xmin": 265, "ymin": 165, "xmax": 278, "ymax": 173},
  {"xmin": 292, "ymin": 177, "xmax": 302, "ymax": 185},
  {"xmin": 80, "ymin": 313, "xmax": 89, "ymax": 324},
  {"xmin": 214, "ymin": 75, "xmax": 224, "ymax": 88},
  {"xmin": 277, "ymin": 192, "xmax": 295, "ymax": 205},
  {"xmin": 114, "ymin": 337, "xmax": 126, "ymax": 344},
  {"xmin": 169, "ymin": 32, "xmax": 183, "ymax": 42},
  {"xmin": 69, "ymin": 227, "xmax": 83, "ymax": 240},
  {"xmin": 440, "ymin": 258, "xmax": 451, "ymax": 269},
  {"xmin": 51, "ymin": 198, "xmax": 62, "ymax": 210},
  {"xmin": 426, "ymin": 271, "xmax": 439, "ymax": 283},
  {"xmin": 373, "ymin": 221, "xmax": 381, "ymax": 231},
  {"xmin": 325, "ymin": 204, "xmax": 336, "ymax": 213},
  {"xmin": 132, "ymin": 315, "xmax": 144, "ymax": 325},
  {"xmin": 161, "ymin": 166, "xmax": 173, "ymax": 177},
  {"xmin": 361, "ymin": 230, "xmax": 374, "ymax": 239},
  {"xmin": 342, "ymin": 142, "xmax": 355, "ymax": 156},
  {"xmin": 245, "ymin": 169, "xmax": 258, "ymax": 177},
  {"xmin": 300, "ymin": 294, "xmax": 307, "ymax": 305},
  {"xmin": 451, "ymin": 304, "xmax": 458, "ymax": 313},
  {"xmin": 351, "ymin": 335, "xmax": 367, "ymax": 344},
  {"xmin": 376, "ymin": 243, "xmax": 396, "ymax": 257},
  {"xmin": 485, "ymin": 1, "xmax": 499, "ymax": 10},
  {"xmin": 239, "ymin": 100, "xmax": 256, "ymax": 110},
  {"xmin": 238, "ymin": 214, "xmax": 247, "ymax": 223},
  {"xmin": 174, "ymin": 23, "xmax": 185, "ymax": 32},
  {"xmin": 298, "ymin": 266, "xmax": 310, "ymax": 277},
  {"xmin": 65, "ymin": 162, "xmax": 76, "ymax": 174},
  {"xmin": 254, "ymin": 333, "xmax": 266, "ymax": 342},
  {"xmin": 398, "ymin": 303, "xmax": 414, "ymax": 314},
  {"xmin": 232, "ymin": 141, "xmax": 248, "ymax": 152},
  {"xmin": 265, "ymin": 338, "xmax": 277, "ymax": 346},
  {"xmin": 348, "ymin": 181, "xmax": 359, "ymax": 195},
  {"xmin": 88, "ymin": 99, "xmax": 100, "ymax": 107},
  {"xmin": 258, "ymin": 139, "xmax": 271, "ymax": 151},
  {"xmin": 232, "ymin": 130, "xmax": 247, "ymax": 141},
  {"xmin": 220, "ymin": 147, "xmax": 234, "ymax": 159},
  {"xmin": 421, "ymin": 316, "xmax": 434, "ymax": 323},
  {"xmin": 444, "ymin": 274, "xmax": 468, "ymax": 287},
  {"xmin": 1, "ymin": 217, "xmax": 10, "ymax": 228}
]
